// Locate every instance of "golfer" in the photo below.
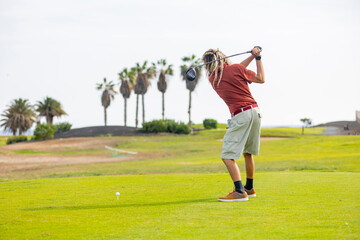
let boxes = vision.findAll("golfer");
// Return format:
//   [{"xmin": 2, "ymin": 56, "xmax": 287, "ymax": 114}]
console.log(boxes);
[{"xmin": 202, "ymin": 47, "xmax": 264, "ymax": 202}]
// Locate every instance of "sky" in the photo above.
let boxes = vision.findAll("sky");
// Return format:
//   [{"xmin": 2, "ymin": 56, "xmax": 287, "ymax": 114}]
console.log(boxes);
[{"xmin": 1, "ymin": 0, "xmax": 360, "ymax": 130}]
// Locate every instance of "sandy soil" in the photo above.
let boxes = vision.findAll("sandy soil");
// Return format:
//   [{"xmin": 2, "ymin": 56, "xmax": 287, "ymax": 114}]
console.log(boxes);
[
  {"xmin": 0, "ymin": 137, "xmax": 140, "ymax": 174},
  {"xmin": 0, "ymin": 137, "xmax": 283, "ymax": 175},
  {"xmin": 0, "ymin": 137, "xmax": 123, "ymax": 152}
]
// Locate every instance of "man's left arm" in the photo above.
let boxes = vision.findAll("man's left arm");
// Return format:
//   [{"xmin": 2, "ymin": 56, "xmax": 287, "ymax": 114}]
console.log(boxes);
[{"xmin": 240, "ymin": 55, "xmax": 255, "ymax": 67}]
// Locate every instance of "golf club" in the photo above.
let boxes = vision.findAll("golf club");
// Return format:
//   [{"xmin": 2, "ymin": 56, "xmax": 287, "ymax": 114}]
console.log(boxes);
[{"xmin": 185, "ymin": 46, "xmax": 262, "ymax": 81}]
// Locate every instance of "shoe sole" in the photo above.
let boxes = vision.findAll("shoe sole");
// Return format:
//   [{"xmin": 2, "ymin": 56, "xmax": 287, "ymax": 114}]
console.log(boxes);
[
  {"xmin": 248, "ymin": 194, "xmax": 256, "ymax": 197},
  {"xmin": 218, "ymin": 197, "xmax": 249, "ymax": 202}
]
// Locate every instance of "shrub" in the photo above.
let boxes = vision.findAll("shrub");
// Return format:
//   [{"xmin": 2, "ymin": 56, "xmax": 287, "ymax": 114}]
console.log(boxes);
[
  {"xmin": 164, "ymin": 120, "xmax": 177, "ymax": 133},
  {"xmin": 54, "ymin": 122, "xmax": 72, "ymax": 133},
  {"xmin": 6, "ymin": 135, "xmax": 28, "ymax": 145},
  {"xmin": 142, "ymin": 120, "xmax": 167, "ymax": 133},
  {"xmin": 142, "ymin": 120, "xmax": 190, "ymax": 134},
  {"xmin": 33, "ymin": 123, "xmax": 56, "ymax": 140},
  {"xmin": 203, "ymin": 118, "xmax": 218, "ymax": 129},
  {"xmin": 174, "ymin": 122, "xmax": 191, "ymax": 134}
]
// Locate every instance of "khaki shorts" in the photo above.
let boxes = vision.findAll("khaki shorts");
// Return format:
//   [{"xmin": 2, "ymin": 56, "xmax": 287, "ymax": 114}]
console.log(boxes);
[{"xmin": 221, "ymin": 107, "xmax": 262, "ymax": 159}]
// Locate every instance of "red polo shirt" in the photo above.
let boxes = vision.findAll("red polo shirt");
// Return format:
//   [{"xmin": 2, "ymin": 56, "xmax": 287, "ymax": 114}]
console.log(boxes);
[{"xmin": 209, "ymin": 63, "xmax": 257, "ymax": 114}]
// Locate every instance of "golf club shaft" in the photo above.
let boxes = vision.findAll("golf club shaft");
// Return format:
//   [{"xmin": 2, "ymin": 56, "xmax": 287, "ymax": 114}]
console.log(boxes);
[{"xmin": 193, "ymin": 50, "xmax": 252, "ymax": 69}]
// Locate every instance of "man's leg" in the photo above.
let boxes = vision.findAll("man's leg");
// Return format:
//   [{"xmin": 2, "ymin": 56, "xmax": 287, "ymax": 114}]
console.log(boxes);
[
  {"xmin": 243, "ymin": 153, "xmax": 256, "ymax": 196},
  {"xmin": 222, "ymin": 158, "xmax": 244, "ymax": 193},
  {"xmin": 243, "ymin": 153, "xmax": 254, "ymax": 179}
]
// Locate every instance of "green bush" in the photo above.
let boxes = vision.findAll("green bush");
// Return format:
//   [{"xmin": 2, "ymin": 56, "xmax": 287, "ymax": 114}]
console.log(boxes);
[
  {"xmin": 33, "ymin": 123, "xmax": 56, "ymax": 140},
  {"xmin": 174, "ymin": 122, "xmax": 191, "ymax": 134},
  {"xmin": 164, "ymin": 120, "xmax": 177, "ymax": 133},
  {"xmin": 203, "ymin": 118, "xmax": 218, "ymax": 129},
  {"xmin": 142, "ymin": 120, "xmax": 190, "ymax": 134},
  {"xmin": 6, "ymin": 135, "xmax": 28, "ymax": 145},
  {"xmin": 142, "ymin": 120, "xmax": 167, "ymax": 133},
  {"xmin": 54, "ymin": 122, "xmax": 72, "ymax": 133}
]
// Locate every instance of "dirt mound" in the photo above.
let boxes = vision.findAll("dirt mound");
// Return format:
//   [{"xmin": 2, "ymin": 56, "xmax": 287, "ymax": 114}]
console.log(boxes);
[
  {"xmin": 54, "ymin": 126, "xmax": 147, "ymax": 138},
  {"xmin": 0, "ymin": 137, "xmax": 145, "ymax": 176},
  {"xmin": 0, "ymin": 137, "xmax": 123, "ymax": 152}
]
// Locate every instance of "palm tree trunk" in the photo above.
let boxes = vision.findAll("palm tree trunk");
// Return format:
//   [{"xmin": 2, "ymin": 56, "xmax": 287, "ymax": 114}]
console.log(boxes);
[
  {"xmin": 142, "ymin": 94, "xmax": 145, "ymax": 124},
  {"xmin": 124, "ymin": 97, "xmax": 127, "ymax": 127},
  {"xmin": 46, "ymin": 116, "xmax": 51, "ymax": 125},
  {"xmin": 188, "ymin": 90, "xmax": 192, "ymax": 128},
  {"xmin": 162, "ymin": 92, "xmax": 165, "ymax": 120},
  {"xmin": 104, "ymin": 107, "xmax": 107, "ymax": 126},
  {"xmin": 135, "ymin": 94, "xmax": 139, "ymax": 128}
]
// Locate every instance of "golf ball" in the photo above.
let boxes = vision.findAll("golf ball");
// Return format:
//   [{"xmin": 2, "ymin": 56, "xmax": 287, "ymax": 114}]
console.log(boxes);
[{"xmin": 116, "ymin": 192, "xmax": 120, "ymax": 196}]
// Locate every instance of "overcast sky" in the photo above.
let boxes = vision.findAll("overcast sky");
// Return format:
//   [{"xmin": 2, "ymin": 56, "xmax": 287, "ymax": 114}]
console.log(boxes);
[{"xmin": 1, "ymin": 0, "xmax": 359, "ymax": 129}]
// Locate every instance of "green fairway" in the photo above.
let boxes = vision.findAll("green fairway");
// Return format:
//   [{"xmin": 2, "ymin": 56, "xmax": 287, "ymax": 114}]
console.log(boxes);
[
  {"xmin": 0, "ymin": 172, "xmax": 359, "ymax": 239},
  {"xmin": 1, "ymin": 127, "xmax": 359, "ymax": 239},
  {"xmin": 261, "ymin": 127, "xmax": 325, "ymax": 137},
  {"xmin": 3, "ymin": 130, "xmax": 359, "ymax": 180}
]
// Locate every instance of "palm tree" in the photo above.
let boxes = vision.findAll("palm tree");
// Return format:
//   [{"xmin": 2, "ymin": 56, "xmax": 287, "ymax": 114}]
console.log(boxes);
[
  {"xmin": 155, "ymin": 59, "xmax": 174, "ymax": 120},
  {"xmin": 96, "ymin": 78, "xmax": 117, "ymax": 126},
  {"xmin": 133, "ymin": 61, "xmax": 156, "ymax": 128},
  {"xmin": 143, "ymin": 63, "xmax": 156, "ymax": 123},
  {"xmin": 1, "ymin": 98, "xmax": 36, "ymax": 135},
  {"xmin": 180, "ymin": 54, "xmax": 202, "ymax": 128},
  {"xmin": 119, "ymin": 68, "xmax": 135, "ymax": 127},
  {"xmin": 133, "ymin": 62, "xmax": 145, "ymax": 128},
  {"xmin": 35, "ymin": 97, "xmax": 66, "ymax": 125}
]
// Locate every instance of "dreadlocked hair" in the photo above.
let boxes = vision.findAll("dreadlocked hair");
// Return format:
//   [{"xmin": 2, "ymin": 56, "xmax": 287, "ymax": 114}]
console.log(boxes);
[{"xmin": 202, "ymin": 49, "xmax": 231, "ymax": 88}]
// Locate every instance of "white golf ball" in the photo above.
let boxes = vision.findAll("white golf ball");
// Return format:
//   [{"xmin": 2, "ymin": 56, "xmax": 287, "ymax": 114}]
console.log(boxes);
[{"xmin": 116, "ymin": 192, "xmax": 120, "ymax": 196}]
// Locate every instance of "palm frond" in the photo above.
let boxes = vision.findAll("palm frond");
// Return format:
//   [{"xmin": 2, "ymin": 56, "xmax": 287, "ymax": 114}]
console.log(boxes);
[
  {"xmin": 181, "ymin": 56, "xmax": 191, "ymax": 62},
  {"xmin": 96, "ymin": 83, "xmax": 103, "ymax": 90},
  {"xmin": 165, "ymin": 64, "xmax": 174, "ymax": 76}
]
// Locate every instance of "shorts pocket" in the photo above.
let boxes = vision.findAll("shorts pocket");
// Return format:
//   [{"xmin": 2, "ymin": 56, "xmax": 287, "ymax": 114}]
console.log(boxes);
[
  {"xmin": 232, "ymin": 111, "xmax": 251, "ymax": 126},
  {"xmin": 223, "ymin": 136, "xmax": 240, "ymax": 143},
  {"xmin": 254, "ymin": 108, "xmax": 262, "ymax": 118},
  {"xmin": 222, "ymin": 136, "xmax": 241, "ymax": 156}
]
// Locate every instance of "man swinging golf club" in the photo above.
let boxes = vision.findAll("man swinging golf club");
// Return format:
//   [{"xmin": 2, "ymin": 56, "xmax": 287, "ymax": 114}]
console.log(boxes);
[{"xmin": 202, "ymin": 46, "xmax": 264, "ymax": 202}]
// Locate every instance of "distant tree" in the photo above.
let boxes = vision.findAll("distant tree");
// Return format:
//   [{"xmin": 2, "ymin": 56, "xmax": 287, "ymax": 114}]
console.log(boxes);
[
  {"xmin": 36, "ymin": 97, "xmax": 66, "ymax": 125},
  {"xmin": 180, "ymin": 54, "xmax": 202, "ymax": 128},
  {"xmin": 300, "ymin": 118, "xmax": 312, "ymax": 135},
  {"xmin": 133, "ymin": 62, "xmax": 146, "ymax": 128},
  {"xmin": 96, "ymin": 78, "xmax": 117, "ymax": 126},
  {"xmin": 142, "ymin": 63, "xmax": 156, "ymax": 124},
  {"xmin": 133, "ymin": 61, "xmax": 156, "ymax": 128},
  {"xmin": 119, "ymin": 68, "xmax": 135, "ymax": 127},
  {"xmin": 155, "ymin": 59, "xmax": 174, "ymax": 120},
  {"xmin": 1, "ymin": 98, "xmax": 36, "ymax": 135}
]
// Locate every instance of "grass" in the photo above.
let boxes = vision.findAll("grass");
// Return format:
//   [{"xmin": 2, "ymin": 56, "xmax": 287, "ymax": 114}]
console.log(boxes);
[
  {"xmin": 0, "ymin": 136, "xmax": 33, "ymax": 146},
  {"xmin": 261, "ymin": 127, "xmax": 326, "ymax": 137},
  {"xmin": 0, "ymin": 136, "xmax": 8, "ymax": 146},
  {"xmin": 3, "ymin": 128, "xmax": 358, "ymax": 180},
  {"xmin": 0, "ymin": 172, "xmax": 359, "ymax": 239},
  {"xmin": 1, "ymin": 127, "xmax": 359, "ymax": 239},
  {"xmin": 192, "ymin": 123, "xmax": 227, "ymax": 129}
]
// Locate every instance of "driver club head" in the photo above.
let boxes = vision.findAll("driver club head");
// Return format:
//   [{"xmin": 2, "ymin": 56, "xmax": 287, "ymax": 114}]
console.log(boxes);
[{"xmin": 185, "ymin": 67, "xmax": 196, "ymax": 81}]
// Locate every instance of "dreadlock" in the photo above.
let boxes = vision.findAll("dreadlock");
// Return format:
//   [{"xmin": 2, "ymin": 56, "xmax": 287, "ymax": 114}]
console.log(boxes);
[{"xmin": 202, "ymin": 49, "xmax": 231, "ymax": 88}]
